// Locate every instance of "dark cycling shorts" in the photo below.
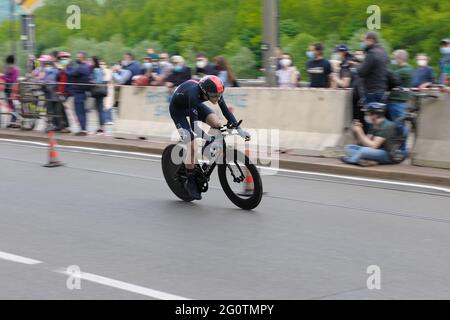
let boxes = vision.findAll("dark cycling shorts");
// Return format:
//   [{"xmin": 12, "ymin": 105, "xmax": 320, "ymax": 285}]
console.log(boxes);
[{"xmin": 169, "ymin": 103, "xmax": 215, "ymax": 140}]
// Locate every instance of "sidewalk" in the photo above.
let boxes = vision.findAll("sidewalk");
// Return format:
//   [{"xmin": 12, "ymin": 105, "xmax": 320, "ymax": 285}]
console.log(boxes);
[{"xmin": 1, "ymin": 128, "xmax": 449, "ymax": 188}]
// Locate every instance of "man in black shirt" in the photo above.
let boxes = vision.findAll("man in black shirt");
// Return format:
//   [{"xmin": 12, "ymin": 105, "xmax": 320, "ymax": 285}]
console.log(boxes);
[
  {"xmin": 307, "ymin": 43, "xmax": 332, "ymax": 88},
  {"xmin": 356, "ymin": 32, "xmax": 389, "ymax": 103}
]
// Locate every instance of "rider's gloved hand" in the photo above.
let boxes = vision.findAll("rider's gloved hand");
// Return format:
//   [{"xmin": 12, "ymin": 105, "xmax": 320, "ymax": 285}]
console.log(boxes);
[{"xmin": 237, "ymin": 128, "xmax": 251, "ymax": 141}]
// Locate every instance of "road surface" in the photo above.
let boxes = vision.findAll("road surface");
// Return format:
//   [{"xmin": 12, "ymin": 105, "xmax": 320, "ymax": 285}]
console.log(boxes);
[{"xmin": 0, "ymin": 139, "xmax": 449, "ymax": 299}]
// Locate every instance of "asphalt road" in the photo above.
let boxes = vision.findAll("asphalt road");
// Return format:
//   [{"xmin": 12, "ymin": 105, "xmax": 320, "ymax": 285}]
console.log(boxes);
[{"xmin": 0, "ymin": 139, "xmax": 449, "ymax": 300}]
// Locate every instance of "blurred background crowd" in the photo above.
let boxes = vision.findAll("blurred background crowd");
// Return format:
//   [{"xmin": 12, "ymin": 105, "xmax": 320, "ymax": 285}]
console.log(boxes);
[{"xmin": 0, "ymin": 34, "xmax": 449, "ymax": 136}]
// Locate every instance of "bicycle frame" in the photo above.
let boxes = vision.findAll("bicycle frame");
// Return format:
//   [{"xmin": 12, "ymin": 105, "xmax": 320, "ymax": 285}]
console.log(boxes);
[{"xmin": 191, "ymin": 125, "xmax": 247, "ymax": 192}]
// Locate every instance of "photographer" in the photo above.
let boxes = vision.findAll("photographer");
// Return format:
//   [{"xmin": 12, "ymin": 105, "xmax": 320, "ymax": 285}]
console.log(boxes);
[
  {"xmin": 342, "ymin": 49, "xmax": 368, "ymax": 132},
  {"xmin": 330, "ymin": 44, "xmax": 353, "ymax": 89},
  {"xmin": 341, "ymin": 103, "xmax": 401, "ymax": 167}
]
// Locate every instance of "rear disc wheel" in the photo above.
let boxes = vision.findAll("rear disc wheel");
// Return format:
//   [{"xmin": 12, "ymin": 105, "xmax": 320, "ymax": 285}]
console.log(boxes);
[{"xmin": 161, "ymin": 144, "xmax": 193, "ymax": 202}]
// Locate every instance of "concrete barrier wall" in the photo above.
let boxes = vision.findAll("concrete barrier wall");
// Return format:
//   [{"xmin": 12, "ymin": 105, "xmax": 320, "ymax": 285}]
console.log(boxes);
[
  {"xmin": 114, "ymin": 86, "xmax": 354, "ymax": 156},
  {"xmin": 412, "ymin": 92, "xmax": 450, "ymax": 169}
]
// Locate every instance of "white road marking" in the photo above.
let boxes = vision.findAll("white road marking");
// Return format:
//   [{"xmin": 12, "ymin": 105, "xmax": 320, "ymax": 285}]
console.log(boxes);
[
  {"xmin": 0, "ymin": 246, "xmax": 189, "ymax": 299},
  {"xmin": 58, "ymin": 269, "xmax": 190, "ymax": 300},
  {"xmin": 262, "ymin": 167, "xmax": 450, "ymax": 193},
  {"xmin": 0, "ymin": 251, "xmax": 42, "ymax": 265},
  {"xmin": 1, "ymin": 138, "xmax": 448, "ymax": 193}
]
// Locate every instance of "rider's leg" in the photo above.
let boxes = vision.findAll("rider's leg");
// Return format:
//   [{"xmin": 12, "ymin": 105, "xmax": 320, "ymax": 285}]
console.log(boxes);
[
  {"xmin": 205, "ymin": 113, "xmax": 222, "ymax": 129},
  {"xmin": 170, "ymin": 105, "xmax": 198, "ymax": 171},
  {"xmin": 184, "ymin": 139, "xmax": 197, "ymax": 171}
]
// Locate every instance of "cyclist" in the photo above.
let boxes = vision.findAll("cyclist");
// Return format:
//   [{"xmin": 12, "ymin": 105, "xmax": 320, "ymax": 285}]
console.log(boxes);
[{"xmin": 169, "ymin": 75, "xmax": 250, "ymax": 200}]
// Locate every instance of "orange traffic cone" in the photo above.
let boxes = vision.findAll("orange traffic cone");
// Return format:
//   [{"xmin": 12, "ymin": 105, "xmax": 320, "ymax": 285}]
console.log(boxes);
[{"xmin": 44, "ymin": 130, "xmax": 64, "ymax": 168}]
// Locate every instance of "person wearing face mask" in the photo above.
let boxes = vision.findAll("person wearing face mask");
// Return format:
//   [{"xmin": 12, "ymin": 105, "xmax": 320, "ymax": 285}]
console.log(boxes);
[
  {"xmin": 330, "ymin": 44, "xmax": 353, "ymax": 89},
  {"xmin": 306, "ymin": 43, "xmax": 332, "ymax": 88},
  {"xmin": 275, "ymin": 54, "xmax": 300, "ymax": 88},
  {"xmin": 142, "ymin": 53, "xmax": 161, "ymax": 75},
  {"xmin": 90, "ymin": 56, "xmax": 109, "ymax": 134},
  {"xmin": 166, "ymin": 55, "xmax": 192, "ymax": 90},
  {"xmin": 386, "ymin": 50, "xmax": 413, "ymax": 121},
  {"xmin": 356, "ymin": 32, "xmax": 389, "ymax": 104},
  {"xmin": 341, "ymin": 103, "xmax": 401, "ymax": 166},
  {"xmin": 0, "ymin": 55, "xmax": 20, "ymax": 128},
  {"xmin": 132, "ymin": 56, "xmax": 154, "ymax": 87},
  {"xmin": 112, "ymin": 53, "xmax": 142, "ymax": 86},
  {"xmin": 37, "ymin": 55, "xmax": 59, "ymax": 132},
  {"xmin": 439, "ymin": 39, "xmax": 450, "ymax": 87},
  {"xmin": 53, "ymin": 52, "xmax": 72, "ymax": 133},
  {"xmin": 152, "ymin": 52, "xmax": 173, "ymax": 86},
  {"xmin": 195, "ymin": 52, "xmax": 218, "ymax": 78},
  {"xmin": 411, "ymin": 54, "xmax": 435, "ymax": 88},
  {"xmin": 66, "ymin": 51, "xmax": 92, "ymax": 136}
]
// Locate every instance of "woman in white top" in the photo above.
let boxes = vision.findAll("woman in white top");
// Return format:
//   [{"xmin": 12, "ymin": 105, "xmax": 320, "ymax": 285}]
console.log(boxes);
[{"xmin": 276, "ymin": 54, "xmax": 300, "ymax": 88}]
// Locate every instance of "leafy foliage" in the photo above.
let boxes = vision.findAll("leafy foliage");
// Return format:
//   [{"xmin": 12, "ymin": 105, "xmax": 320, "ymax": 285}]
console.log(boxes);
[{"xmin": 0, "ymin": 0, "xmax": 449, "ymax": 77}]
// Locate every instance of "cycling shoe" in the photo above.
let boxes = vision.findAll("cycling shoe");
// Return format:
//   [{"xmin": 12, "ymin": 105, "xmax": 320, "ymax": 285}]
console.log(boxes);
[{"xmin": 184, "ymin": 174, "xmax": 202, "ymax": 200}]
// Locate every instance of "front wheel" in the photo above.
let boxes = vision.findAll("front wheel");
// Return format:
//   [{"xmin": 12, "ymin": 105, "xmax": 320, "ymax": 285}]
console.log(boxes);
[{"xmin": 218, "ymin": 148, "xmax": 263, "ymax": 210}]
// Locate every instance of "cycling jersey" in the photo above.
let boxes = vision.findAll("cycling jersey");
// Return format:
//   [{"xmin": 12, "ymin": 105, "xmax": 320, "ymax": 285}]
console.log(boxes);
[{"xmin": 169, "ymin": 80, "xmax": 238, "ymax": 140}]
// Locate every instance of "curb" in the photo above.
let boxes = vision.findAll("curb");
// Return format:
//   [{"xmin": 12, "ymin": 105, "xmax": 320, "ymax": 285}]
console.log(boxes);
[{"xmin": 1, "ymin": 131, "xmax": 449, "ymax": 188}]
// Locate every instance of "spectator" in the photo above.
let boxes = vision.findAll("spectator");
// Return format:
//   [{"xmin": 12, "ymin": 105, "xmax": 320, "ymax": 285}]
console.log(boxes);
[
  {"xmin": 166, "ymin": 55, "xmax": 191, "ymax": 89},
  {"xmin": 386, "ymin": 49, "xmax": 413, "ymax": 121},
  {"xmin": 66, "ymin": 51, "xmax": 92, "ymax": 136},
  {"xmin": 356, "ymin": 32, "xmax": 389, "ymax": 103},
  {"xmin": 353, "ymin": 50, "xmax": 366, "ymax": 62},
  {"xmin": 330, "ymin": 44, "xmax": 353, "ymax": 89},
  {"xmin": 412, "ymin": 54, "xmax": 435, "ymax": 88},
  {"xmin": 275, "ymin": 46, "xmax": 283, "ymax": 70},
  {"xmin": 275, "ymin": 53, "xmax": 300, "ymax": 88},
  {"xmin": 54, "ymin": 51, "xmax": 71, "ymax": 133},
  {"xmin": 26, "ymin": 54, "xmax": 37, "ymax": 73},
  {"xmin": 306, "ymin": 43, "xmax": 332, "ymax": 88},
  {"xmin": 0, "ymin": 55, "xmax": 20, "ymax": 128},
  {"xmin": 158, "ymin": 52, "xmax": 172, "ymax": 74},
  {"xmin": 37, "ymin": 55, "xmax": 59, "ymax": 132},
  {"xmin": 152, "ymin": 52, "xmax": 173, "ymax": 86},
  {"xmin": 341, "ymin": 103, "xmax": 401, "ymax": 166},
  {"xmin": 112, "ymin": 53, "xmax": 142, "ymax": 85},
  {"xmin": 142, "ymin": 53, "xmax": 160, "ymax": 75},
  {"xmin": 439, "ymin": 38, "xmax": 450, "ymax": 86},
  {"xmin": 91, "ymin": 56, "xmax": 108, "ymax": 134},
  {"xmin": 348, "ymin": 49, "xmax": 368, "ymax": 131},
  {"xmin": 195, "ymin": 52, "xmax": 218, "ymax": 78},
  {"xmin": 306, "ymin": 45, "xmax": 315, "ymax": 62},
  {"xmin": 30, "ymin": 57, "xmax": 46, "ymax": 81},
  {"xmin": 214, "ymin": 56, "xmax": 239, "ymax": 87},
  {"xmin": 111, "ymin": 63, "xmax": 132, "ymax": 85},
  {"xmin": 100, "ymin": 61, "xmax": 115, "ymax": 128},
  {"xmin": 133, "ymin": 56, "xmax": 153, "ymax": 87}
]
